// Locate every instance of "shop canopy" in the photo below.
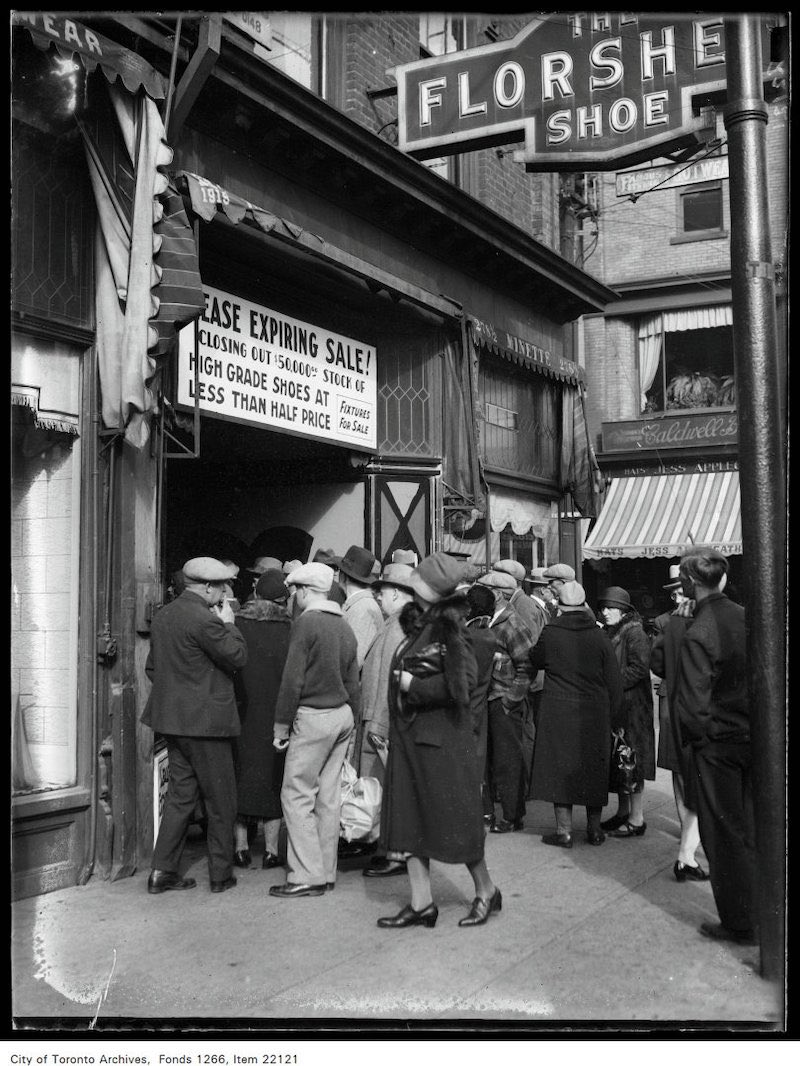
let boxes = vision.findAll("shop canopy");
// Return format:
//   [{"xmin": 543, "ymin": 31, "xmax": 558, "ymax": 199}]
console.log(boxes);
[{"xmin": 582, "ymin": 471, "xmax": 742, "ymax": 560}]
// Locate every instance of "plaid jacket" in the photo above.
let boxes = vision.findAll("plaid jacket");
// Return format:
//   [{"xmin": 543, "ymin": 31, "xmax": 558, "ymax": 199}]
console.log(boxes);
[{"xmin": 488, "ymin": 601, "xmax": 537, "ymax": 711}]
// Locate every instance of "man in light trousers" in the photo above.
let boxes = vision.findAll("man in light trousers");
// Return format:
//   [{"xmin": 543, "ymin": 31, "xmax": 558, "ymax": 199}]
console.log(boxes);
[{"xmin": 270, "ymin": 562, "xmax": 360, "ymax": 898}]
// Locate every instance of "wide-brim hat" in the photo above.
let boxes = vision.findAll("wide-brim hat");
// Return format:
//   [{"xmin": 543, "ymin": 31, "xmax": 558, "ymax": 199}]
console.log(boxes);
[
  {"xmin": 543, "ymin": 562, "xmax": 576, "ymax": 582},
  {"xmin": 312, "ymin": 548, "xmax": 338, "ymax": 567},
  {"xmin": 598, "ymin": 585, "xmax": 631, "ymax": 610},
  {"xmin": 663, "ymin": 564, "xmax": 682, "ymax": 590},
  {"xmin": 373, "ymin": 562, "xmax": 415, "ymax": 594},
  {"xmin": 335, "ymin": 545, "xmax": 378, "ymax": 585},
  {"xmin": 183, "ymin": 557, "xmax": 237, "ymax": 583},
  {"xmin": 492, "ymin": 559, "xmax": 526, "ymax": 584},
  {"xmin": 529, "ymin": 567, "xmax": 550, "ymax": 587},
  {"xmin": 408, "ymin": 552, "xmax": 466, "ymax": 603}
]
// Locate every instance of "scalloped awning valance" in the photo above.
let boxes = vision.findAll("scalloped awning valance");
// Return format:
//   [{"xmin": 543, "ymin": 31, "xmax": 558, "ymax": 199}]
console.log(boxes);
[{"xmin": 469, "ymin": 316, "xmax": 585, "ymax": 386}]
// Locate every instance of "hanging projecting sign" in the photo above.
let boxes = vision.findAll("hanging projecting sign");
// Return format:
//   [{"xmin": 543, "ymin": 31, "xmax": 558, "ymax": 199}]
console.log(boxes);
[
  {"xmin": 177, "ymin": 287, "xmax": 377, "ymax": 451},
  {"xmin": 391, "ymin": 12, "xmax": 776, "ymax": 170}
]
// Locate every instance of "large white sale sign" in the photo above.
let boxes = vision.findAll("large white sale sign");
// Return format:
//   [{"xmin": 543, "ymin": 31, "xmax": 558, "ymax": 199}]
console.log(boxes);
[{"xmin": 177, "ymin": 286, "xmax": 377, "ymax": 450}]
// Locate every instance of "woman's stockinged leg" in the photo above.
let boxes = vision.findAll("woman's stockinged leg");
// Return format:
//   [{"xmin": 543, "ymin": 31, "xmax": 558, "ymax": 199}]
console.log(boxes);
[
  {"xmin": 629, "ymin": 787, "xmax": 645, "ymax": 826},
  {"xmin": 407, "ymin": 855, "xmax": 433, "ymax": 911},
  {"xmin": 234, "ymin": 818, "xmax": 249, "ymax": 851},
  {"xmin": 466, "ymin": 856, "xmax": 495, "ymax": 900}
]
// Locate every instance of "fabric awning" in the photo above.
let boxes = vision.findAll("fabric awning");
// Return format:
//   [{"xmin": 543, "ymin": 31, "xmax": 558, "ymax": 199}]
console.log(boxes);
[
  {"xmin": 469, "ymin": 315, "xmax": 585, "ymax": 386},
  {"xmin": 14, "ymin": 13, "xmax": 167, "ymax": 100},
  {"xmin": 583, "ymin": 471, "xmax": 741, "ymax": 559}
]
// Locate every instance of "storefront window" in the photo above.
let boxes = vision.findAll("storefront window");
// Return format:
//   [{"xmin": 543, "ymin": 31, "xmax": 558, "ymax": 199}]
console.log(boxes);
[
  {"xmin": 11, "ymin": 401, "xmax": 81, "ymax": 794},
  {"xmin": 639, "ymin": 307, "xmax": 735, "ymax": 414}
]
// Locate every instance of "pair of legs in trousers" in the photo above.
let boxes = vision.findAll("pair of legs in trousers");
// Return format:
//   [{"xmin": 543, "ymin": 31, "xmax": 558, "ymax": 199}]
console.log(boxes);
[
  {"xmin": 281, "ymin": 704, "xmax": 354, "ymax": 886},
  {"xmin": 486, "ymin": 698, "xmax": 528, "ymax": 825},
  {"xmin": 554, "ymin": 804, "xmax": 602, "ymax": 836},
  {"xmin": 152, "ymin": 735, "xmax": 237, "ymax": 884},
  {"xmin": 691, "ymin": 741, "xmax": 756, "ymax": 935}
]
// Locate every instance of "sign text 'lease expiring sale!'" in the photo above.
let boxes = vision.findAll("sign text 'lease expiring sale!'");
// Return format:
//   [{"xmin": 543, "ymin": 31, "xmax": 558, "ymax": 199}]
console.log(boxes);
[{"xmin": 177, "ymin": 286, "xmax": 377, "ymax": 451}]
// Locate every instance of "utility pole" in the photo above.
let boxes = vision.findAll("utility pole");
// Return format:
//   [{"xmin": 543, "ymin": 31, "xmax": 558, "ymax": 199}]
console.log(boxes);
[{"xmin": 723, "ymin": 15, "xmax": 786, "ymax": 987}]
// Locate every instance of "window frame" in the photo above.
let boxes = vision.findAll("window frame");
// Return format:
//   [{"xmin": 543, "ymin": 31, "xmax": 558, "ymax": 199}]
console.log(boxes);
[{"xmin": 670, "ymin": 180, "xmax": 727, "ymax": 244}]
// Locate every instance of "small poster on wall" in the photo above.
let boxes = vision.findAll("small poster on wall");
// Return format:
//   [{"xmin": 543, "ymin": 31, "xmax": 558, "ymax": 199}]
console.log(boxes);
[{"xmin": 153, "ymin": 745, "xmax": 170, "ymax": 840}]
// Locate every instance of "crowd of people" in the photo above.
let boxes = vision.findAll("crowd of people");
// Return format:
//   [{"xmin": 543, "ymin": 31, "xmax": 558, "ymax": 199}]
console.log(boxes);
[{"xmin": 143, "ymin": 542, "xmax": 755, "ymax": 944}]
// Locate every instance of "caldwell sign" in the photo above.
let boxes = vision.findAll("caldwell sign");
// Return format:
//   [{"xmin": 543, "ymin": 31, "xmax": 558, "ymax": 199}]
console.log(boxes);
[{"xmin": 391, "ymin": 12, "xmax": 774, "ymax": 170}]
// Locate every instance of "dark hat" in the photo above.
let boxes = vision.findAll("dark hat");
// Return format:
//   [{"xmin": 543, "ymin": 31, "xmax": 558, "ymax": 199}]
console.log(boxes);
[
  {"xmin": 663, "ymin": 564, "xmax": 682, "ymax": 591},
  {"xmin": 598, "ymin": 585, "xmax": 631, "ymax": 610},
  {"xmin": 312, "ymin": 547, "xmax": 338, "ymax": 567},
  {"xmin": 466, "ymin": 583, "xmax": 496, "ymax": 620},
  {"xmin": 373, "ymin": 563, "xmax": 415, "ymax": 594},
  {"xmin": 559, "ymin": 580, "xmax": 586, "ymax": 607},
  {"xmin": 444, "ymin": 550, "xmax": 472, "ymax": 560},
  {"xmin": 543, "ymin": 562, "xmax": 576, "ymax": 582},
  {"xmin": 408, "ymin": 552, "xmax": 467, "ymax": 603},
  {"xmin": 255, "ymin": 570, "xmax": 289, "ymax": 602},
  {"xmin": 183, "ymin": 556, "xmax": 237, "ymax": 583},
  {"xmin": 492, "ymin": 559, "xmax": 526, "ymax": 584},
  {"xmin": 335, "ymin": 545, "xmax": 378, "ymax": 585}
]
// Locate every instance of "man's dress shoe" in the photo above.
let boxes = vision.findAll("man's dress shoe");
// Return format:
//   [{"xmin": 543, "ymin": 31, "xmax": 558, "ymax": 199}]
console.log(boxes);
[
  {"xmin": 489, "ymin": 819, "xmax": 523, "ymax": 834},
  {"xmin": 233, "ymin": 849, "xmax": 252, "ymax": 868},
  {"xmin": 458, "ymin": 888, "xmax": 503, "ymax": 927},
  {"xmin": 269, "ymin": 882, "xmax": 326, "ymax": 898},
  {"xmin": 363, "ymin": 858, "xmax": 407, "ymax": 877},
  {"xmin": 147, "ymin": 870, "xmax": 197, "ymax": 894},
  {"xmin": 674, "ymin": 860, "xmax": 709, "ymax": 882},
  {"xmin": 377, "ymin": 902, "xmax": 438, "ymax": 928},
  {"xmin": 210, "ymin": 876, "xmax": 237, "ymax": 893},
  {"xmin": 699, "ymin": 921, "xmax": 756, "ymax": 945},
  {"xmin": 541, "ymin": 832, "xmax": 573, "ymax": 848}
]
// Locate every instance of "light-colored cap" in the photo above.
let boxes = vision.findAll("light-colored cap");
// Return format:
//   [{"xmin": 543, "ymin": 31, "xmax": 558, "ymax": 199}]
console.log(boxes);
[
  {"xmin": 492, "ymin": 559, "xmax": 526, "ymax": 584},
  {"xmin": 183, "ymin": 557, "xmax": 237, "ymax": 583},
  {"xmin": 543, "ymin": 562, "xmax": 576, "ymax": 581},
  {"xmin": 559, "ymin": 580, "xmax": 586, "ymax": 607},
  {"xmin": 477, "ymin": 570, "xmax": 518, "ymax": 591},
  {"xmin": 283, "ymin": 559, "xmax": 303, "ymax": 575},
  {"xmin": 284, "ymin": 562, "xmax": 334, "ymax": 593},
  {"xmin": 391, "ymin": 549, "xmax": 418, "ymax": 566}
]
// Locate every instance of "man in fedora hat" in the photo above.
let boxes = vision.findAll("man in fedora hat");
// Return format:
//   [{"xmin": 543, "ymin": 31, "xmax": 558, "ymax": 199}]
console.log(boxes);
[
  {"xmin": 650, "ymin": 564, "xmax": 707, "ymax": 884},
  {"xmin": 142, "ymin": 557, "xmax": 247, "ymax": 895},
  {"xmin": 336, "ymin": 545, "xmax": 383, "ymax": 668},
  {"xmin": 270, "ymin": 562, "xmax": 360, "ymax": 898},
  {"xmin": 476, "ymin": 569, "xmax": 538, "ymax": 833}
]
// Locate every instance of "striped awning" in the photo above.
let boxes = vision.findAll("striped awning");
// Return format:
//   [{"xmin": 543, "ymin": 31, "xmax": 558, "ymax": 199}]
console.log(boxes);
[{"xmin": 583, "ymin": 471, "xmax": 741, "ymax": 560}]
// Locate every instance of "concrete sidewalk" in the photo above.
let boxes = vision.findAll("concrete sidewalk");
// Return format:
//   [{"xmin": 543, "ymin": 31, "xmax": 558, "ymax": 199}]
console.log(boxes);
[{"xmin": 11, "ymin": 769, "xmax": 784, "ymax": 1031}]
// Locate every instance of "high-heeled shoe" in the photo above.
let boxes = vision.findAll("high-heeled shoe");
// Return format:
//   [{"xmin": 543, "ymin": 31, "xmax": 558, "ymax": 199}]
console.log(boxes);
[
  {"xmin": 607, "ymin": 821, "xmax": 646, "ymax": 838},
  {"xmin": 458, "ymin": 888, "xmax": 502, "ymax": 927},
  {"xmin": 233, "ymin": 849, "xmax": 252, "ymax": 868},
  {"xmin": 377, "ymin": 902, "xmax": 438, "ymax": 928},
  {"xmin": 600, "ymin": 812, "xmax": 627, "ymax": 832},
  {"xmin": 674, "ymin": 860, "xmax": 709, "ymax": 882}
]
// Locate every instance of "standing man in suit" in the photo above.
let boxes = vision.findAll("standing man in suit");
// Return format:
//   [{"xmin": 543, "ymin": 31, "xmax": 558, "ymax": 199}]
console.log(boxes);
[
  {"xmin": 673, "ymin": 547, "xmax": 755, "ymax": 945},
  {"xmin": 143, "ymin": 557, "xmax": 248, "ymax": 895}
]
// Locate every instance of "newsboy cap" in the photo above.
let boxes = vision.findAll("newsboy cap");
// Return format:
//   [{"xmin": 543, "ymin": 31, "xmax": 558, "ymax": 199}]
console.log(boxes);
[
  {"xmin": 477, "ymin": 570, "xmax": 518, "ymax": 592},
  {"xmin": 335, "ymin": 545, "xmax": 378, "ymax": 585},
  {"xmin": 408, "ymin": 552, "xmax": 467, "ymax": 604},
  {"xmin": 492, "ymin": 559, "xmax": 527, "ymax": 584},
  {"xmin": 559, "ymin": 580, "xmax": 587, "ymax": 607},
  {"xmin": 285, "ymin": 562, "xmax": 334, "ymax": 593},
  {"xmin": 662, "ymin": 564, "xmax": 682, "ymax": 590},
  {"xmin": 247, "ymin": 556, "xmax": 282, "ymax": 575},
  {"xmin": 255, "ymin": 570, "xmax": 290, "ymax": 602},
  {"xmin": 598, "ymin": 585, "xmax": 631, "ymax": 610},
  {"xmin": 182, "ymin": 557, "xmax": 236, "ymax": 583},
  {"xmin": 283, "ymin": 559, "xmax": 302, "ymax": 575},
  {"xmin": 543, "ymin": 562, "xmax": 576, "ymax": 581},
  {"xmin": 373, "ymin": 562, "xmax": 415, "ymax": 594}
]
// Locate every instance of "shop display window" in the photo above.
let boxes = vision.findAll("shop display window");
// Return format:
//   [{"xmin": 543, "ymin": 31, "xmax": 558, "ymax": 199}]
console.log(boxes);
[{"xmin": 639, "ymin": 307, "xmax": 735, "ymax": 415}]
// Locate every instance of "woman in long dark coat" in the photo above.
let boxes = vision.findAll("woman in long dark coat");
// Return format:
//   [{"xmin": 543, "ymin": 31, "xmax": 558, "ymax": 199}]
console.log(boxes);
[
  {"xmin": 598, "ymin": 585, "xmax": 655, "ymax": 838},
  {"xmin": 378, "ymin": 553, "xmax": 500, "ymax": 930},
  {"xmin": 232, "ymin": 570, "xmax": 292, "ymax": 869},
  {"xmin": 530, "ymin": 581, "xmax": 624, "ymax": 846}
]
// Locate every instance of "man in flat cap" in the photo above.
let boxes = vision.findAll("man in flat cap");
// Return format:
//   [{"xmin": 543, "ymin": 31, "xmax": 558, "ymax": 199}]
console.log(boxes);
[
  {"xmin": 476, "ymin": 569, "xmax": 538, "ymax": 833},
  {"xmin": 673, "ymin": 547, "xmax": 755, "ymax": 945},
  {"xmin": 142, "ymin": 557, "xmax": 248, "ymax": 895},
  {"xmin": 270, "ymin": 562, "xmax": 360, "ymax": 898}
]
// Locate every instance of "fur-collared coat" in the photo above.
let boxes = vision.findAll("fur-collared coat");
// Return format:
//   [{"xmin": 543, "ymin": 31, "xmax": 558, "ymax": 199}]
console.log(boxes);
[{"xmin": 380, "ymin": 597, "xmax": 485, "ymax": 864}]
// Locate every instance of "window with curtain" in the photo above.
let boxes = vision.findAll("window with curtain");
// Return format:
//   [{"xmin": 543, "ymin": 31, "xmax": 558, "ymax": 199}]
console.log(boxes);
[{"xmin": 640, "ymin": 306, "xmax": 735, "ymax": 414}]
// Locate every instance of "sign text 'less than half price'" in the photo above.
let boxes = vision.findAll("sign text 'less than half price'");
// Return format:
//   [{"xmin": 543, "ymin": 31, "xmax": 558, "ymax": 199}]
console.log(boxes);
[
  {"xmin": 391, "ymin": 12, "xmax": 777, "ymax": 170},
  {"xmin": 177, "ymin": 286, "xmax": 377, "ymax": 451}
]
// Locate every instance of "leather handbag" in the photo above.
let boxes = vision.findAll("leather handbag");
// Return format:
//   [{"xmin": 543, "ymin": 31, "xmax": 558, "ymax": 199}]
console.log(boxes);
[
  {"xmin": 609, "ymin": 728, "xmax": 637, "ymax": 794},
  {"xmin": 402, "ymin": 642, "xmax": 446, "ymax": 678}
]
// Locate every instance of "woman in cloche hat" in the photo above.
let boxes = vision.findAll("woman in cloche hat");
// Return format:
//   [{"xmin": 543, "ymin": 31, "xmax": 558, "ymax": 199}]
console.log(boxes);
[{"xmin": 377, "ymin": 552, "xmax": 501, "ymax": 929}]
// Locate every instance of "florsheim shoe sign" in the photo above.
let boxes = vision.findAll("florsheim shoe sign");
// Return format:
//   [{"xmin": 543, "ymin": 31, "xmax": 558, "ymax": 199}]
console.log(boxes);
[{"xmin": 390, "ymin": 13, "xmax": 778, "ymax": 170}]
